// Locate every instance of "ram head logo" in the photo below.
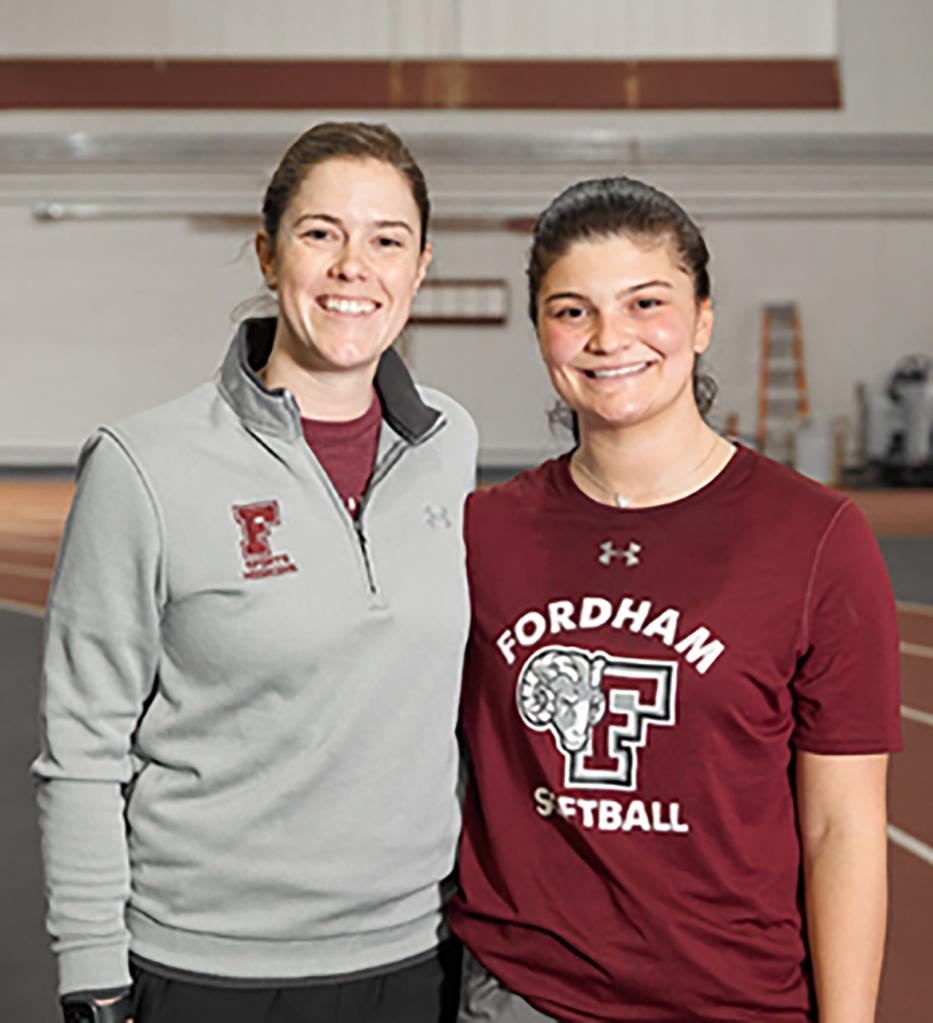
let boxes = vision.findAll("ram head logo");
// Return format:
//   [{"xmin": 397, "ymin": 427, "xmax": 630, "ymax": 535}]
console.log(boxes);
[
  {"xmin": 517, "ymin": 647, "xmax": 608, "ymax": 754},
  {"xmin": 516, "ymin": 645, "xmax": 679, "ymax": 790}
]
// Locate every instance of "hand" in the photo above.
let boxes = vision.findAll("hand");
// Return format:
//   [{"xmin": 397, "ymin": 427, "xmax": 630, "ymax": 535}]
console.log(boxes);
[
  {"xmin": 62, "ymin": 991, "xmax": 133, "ymax": 1023},
  {"xmin": 93, "ymin": 994, "xmax": 133, "ymax": 1023}
]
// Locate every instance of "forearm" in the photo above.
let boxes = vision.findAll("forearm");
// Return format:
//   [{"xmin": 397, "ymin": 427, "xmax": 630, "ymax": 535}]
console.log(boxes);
[
  {"xmin": 801, "ymin": 821, "xmax": 888, "ymax": 1023},
  {"xmin": 36, "ymin": 777, "xmax": 133, "ymax": 994}
]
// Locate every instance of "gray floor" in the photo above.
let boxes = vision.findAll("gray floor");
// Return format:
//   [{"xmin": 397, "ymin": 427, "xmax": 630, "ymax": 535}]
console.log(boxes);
[
  {"xmin": 876, "ymin": 537, "xmax": 933, "ymax": 605},
  {"xmin": 2, "ymin": 540, "xmax": 930, "ymax": 1021},
  {"xmin": 1, "ymin": 610, "xmax": 58, "ymax": 1022}
]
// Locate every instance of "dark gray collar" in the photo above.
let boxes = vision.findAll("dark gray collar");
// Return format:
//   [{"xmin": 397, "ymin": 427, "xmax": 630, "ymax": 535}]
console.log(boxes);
[{"xmin": 217, "ymin": 318, "xmax": 441, "ymax": 443}]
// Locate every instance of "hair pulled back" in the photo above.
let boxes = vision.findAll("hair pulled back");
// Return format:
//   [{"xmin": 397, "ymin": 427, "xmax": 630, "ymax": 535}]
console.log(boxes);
[
  {"xmin": 261, "ymin": 121, "xmax": 430, "ymax": 251},
  {"xmin": 528, "ymin": 176, "xmax": 716, "ymax": 417}
]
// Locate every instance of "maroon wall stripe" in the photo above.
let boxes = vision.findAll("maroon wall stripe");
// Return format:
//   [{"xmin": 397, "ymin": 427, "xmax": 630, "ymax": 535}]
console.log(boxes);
[{"xmin": 0, "ymin": 58, "xmax": 840, "ymax": 110}]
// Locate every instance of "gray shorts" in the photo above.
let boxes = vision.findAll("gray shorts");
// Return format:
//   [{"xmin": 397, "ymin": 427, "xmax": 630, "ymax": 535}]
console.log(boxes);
[{"xmin": 458, "ymin": 950, "xmax": 560, "ymax": 1023}]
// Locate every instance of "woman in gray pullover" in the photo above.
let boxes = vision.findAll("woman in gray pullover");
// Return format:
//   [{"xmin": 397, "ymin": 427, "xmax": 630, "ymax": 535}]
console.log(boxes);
[{"xmin": 34, "ymin": 123, "xmax": 476, "ymax": 1023}]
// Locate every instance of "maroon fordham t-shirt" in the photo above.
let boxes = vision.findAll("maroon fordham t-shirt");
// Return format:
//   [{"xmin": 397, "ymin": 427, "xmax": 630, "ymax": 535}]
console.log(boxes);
[{"xmin": 449, "ymin": 446, "xmax": 901, "ymax": 1023}]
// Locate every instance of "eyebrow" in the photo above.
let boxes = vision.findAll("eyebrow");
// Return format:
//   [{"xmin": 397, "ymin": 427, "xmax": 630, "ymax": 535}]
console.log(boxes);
[
  {"xmin": 374, "ymin": 219, "xmax": 415, "ymax": 234},
  {"xmin": 293, "ymin": 212, "xmax": 414, "ymax": 234},
  {"xmin": 543, "ymin": 280, "xmax": 673, "ymax": 304},
  {"xmin": 617, "ymin": 279, "xmax": 673, "ymax": 298}
]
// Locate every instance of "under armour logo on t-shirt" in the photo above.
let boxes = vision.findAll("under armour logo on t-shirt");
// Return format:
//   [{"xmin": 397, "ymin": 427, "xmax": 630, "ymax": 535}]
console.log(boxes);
[{"xmin": 598, "ymin": 540, "xmax": 641, "ymax": 567}]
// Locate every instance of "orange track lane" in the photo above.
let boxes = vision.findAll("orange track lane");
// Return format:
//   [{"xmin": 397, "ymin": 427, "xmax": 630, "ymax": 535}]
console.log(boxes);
[
  {"xmin": 898, "ymin": 609, "xmax": 933, "ymax": 648},
  {"xmin": 902, "ymin": 656, "xmax": 933, "ymax": 715},
  {"xmin": 889, "ymin": 719, "xmax": 933, "ymax": 848}
]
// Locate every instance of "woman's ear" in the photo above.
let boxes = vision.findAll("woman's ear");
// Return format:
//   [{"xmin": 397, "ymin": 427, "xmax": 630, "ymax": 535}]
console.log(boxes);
[
  {"xmin": 413, "ymin": 241, "xmax": 433, "ymax": 292},
  {"xmin": 693, "ymin": 298, "xmax": 714, "ymax": 355},
  {"xmin": 255, "ymin": 229, "xmax": 278, "ymax": 290}
]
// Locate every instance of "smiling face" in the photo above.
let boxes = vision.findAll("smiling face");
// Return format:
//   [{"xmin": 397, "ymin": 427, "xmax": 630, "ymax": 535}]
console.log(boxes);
[
  {"xmin": 256, "ymin": 157, "xmax": 431, "ymax": 377},
  {"xmin": 537, "ymin": 233, "xmax": 713, "ymax": 432}
]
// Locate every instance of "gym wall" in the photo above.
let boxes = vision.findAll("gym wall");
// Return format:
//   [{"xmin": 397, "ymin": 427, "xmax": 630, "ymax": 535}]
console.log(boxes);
[{"xmin": 0, "ymin": 0, "xmax": 930, "ymax": 468}]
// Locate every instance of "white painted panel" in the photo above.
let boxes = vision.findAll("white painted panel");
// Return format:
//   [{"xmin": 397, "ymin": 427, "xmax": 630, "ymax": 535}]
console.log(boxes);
[
  {"xmin": 165, "ymin": 0, "xmax": 392, "ymax": 58},
  {"xmin": 0, "ymin": 0, "xmax": 441, "ymax": 57},
  {"xmin": 0, "ymin": 0, "xmax": 837, "ymax": 58},
  {"xmin": 0, "ymin": 0, "xmax": 171, "ymax": 57},
  {"xmin": 388, "ymin": 0, "xmax": 461, "ymax": 58},
  {"xmin": 0, "ymin": 205, "xmax": 261, "ymax": 453},
  {"xmin": 459, "ymin": 0, "xmax": 837, "ymax": 58}
]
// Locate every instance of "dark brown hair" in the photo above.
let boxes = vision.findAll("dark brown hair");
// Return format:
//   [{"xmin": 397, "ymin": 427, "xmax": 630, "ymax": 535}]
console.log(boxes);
[
  {"xmin": 261, "ymin": 121, "xmax": 430, "ymax": 251},
  {"xmin": 528, "ymin": 176, "xmax": 716, "ymax": 417}
]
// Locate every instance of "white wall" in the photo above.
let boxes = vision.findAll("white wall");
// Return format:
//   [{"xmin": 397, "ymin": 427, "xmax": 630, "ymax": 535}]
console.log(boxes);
[
  {"xmin": 408, "ymin": 231, "xmax": 560, "ymax": 468},
  {"xmin": 1, "ymin": 0, "xmax": 932, "ymax": 466},
  {"xmin": 5, "ymin": 192, "xmax": 930, "ymax": 466},
  {"xmin": 457, "ymin": 0, "xmax": 836, "ymax": 58},
  {"xmin": 0, "ymin": 208, "xmax": 260, "ymax": 460},
  {"xmin": 0, "ymin": 0, "xmax": 836, "ymax": 58},
  {"xmin": 688, "ymin": 218, "xmax": 933, "ymax": 439}
]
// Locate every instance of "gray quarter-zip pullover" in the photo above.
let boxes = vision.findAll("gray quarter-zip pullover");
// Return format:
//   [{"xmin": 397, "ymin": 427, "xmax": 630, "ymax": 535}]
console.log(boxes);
[{"xmin": 33, "ymin": 318, "xmax": 477, "ymax": 994}]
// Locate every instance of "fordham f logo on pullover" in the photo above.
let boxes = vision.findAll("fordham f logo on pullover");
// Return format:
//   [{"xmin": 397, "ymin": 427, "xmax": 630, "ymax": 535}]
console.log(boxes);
[{"xmin": 231, "ymin": 500, "xmax": 299, "ymax": 580}]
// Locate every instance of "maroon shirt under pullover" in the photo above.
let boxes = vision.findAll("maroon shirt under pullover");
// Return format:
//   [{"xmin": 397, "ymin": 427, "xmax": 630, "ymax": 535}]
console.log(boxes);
[{"xmin": 301, "ymin": 393, "xmax": 382, "ymax": 517}]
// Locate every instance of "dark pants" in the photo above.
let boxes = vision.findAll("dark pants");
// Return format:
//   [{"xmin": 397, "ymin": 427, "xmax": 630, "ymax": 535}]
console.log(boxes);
[{"xmin": 131, "ymin": 943, "xmax": 461, "ymax": 1023}]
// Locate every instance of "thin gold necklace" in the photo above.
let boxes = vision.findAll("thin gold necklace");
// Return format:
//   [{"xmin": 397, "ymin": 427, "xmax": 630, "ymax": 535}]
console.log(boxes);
[{"xmin": 572, "ymin": 435, "xmax": 724, "ymax": 509}]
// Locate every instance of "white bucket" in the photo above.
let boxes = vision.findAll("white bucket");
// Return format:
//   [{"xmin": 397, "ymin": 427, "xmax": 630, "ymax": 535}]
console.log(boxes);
[{"xmin": 795, "ymin": 418, "xmax": 835, "ymax": 485}]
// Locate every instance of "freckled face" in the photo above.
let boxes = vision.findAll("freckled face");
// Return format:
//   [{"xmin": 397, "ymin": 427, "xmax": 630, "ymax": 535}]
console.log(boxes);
[
  {"xmin": 536, "ymin": 235, "xmax": 713, "ymax": 430},
  {"xmin": 257, "ymin": 157, "xmax": 430, "ymax": 375}
]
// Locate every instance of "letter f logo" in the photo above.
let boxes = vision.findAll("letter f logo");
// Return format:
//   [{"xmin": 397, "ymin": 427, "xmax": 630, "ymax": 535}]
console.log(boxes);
[{"xmin": 232, "ymin": 501, "xmax": 280, "ymax": 565}]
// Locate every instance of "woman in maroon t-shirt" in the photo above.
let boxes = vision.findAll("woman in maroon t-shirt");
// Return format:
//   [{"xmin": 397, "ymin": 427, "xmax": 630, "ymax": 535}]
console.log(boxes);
[{"xmin": 450, "ymin": 177, "xmax": 900, "ymax": 1023}]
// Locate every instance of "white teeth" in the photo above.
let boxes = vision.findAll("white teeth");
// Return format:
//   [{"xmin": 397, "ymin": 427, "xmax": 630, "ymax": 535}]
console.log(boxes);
[
  {"xmin": 591, "ymin": 362, "xmax": 650, "ymax": 378},
  {"xmin": 323, "ymin": 297, "xmax": 377, "ymax": 315}
]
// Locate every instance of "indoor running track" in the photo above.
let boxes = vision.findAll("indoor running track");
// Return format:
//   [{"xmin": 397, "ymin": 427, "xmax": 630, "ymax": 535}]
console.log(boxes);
[{"xmin": 0, "ymin": 481, "xmax": 930, "ymax": 1022}]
